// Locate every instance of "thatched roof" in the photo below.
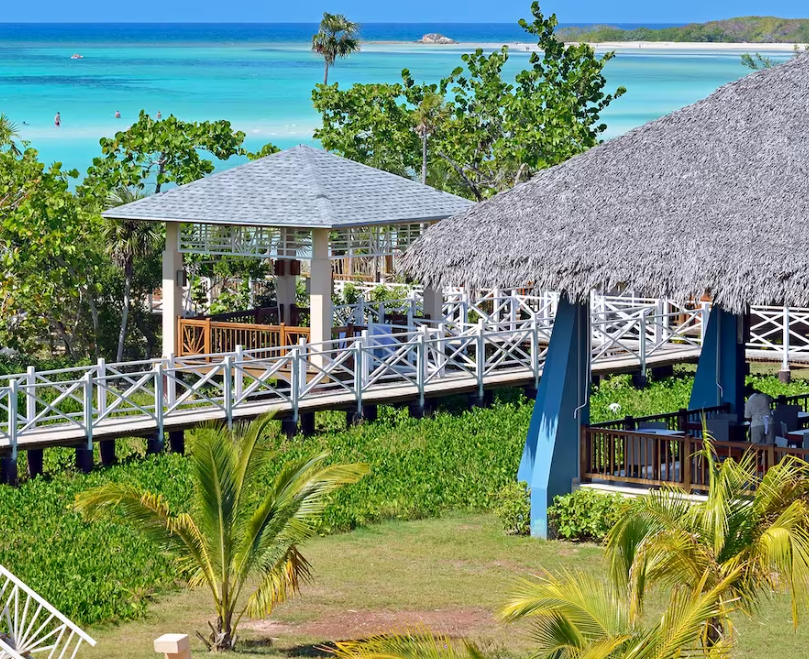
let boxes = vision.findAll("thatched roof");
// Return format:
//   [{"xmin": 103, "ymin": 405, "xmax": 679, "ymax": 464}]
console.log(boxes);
[{"xmin": 401, "ymin": 54, "xmax": 809, "ymax": 312}]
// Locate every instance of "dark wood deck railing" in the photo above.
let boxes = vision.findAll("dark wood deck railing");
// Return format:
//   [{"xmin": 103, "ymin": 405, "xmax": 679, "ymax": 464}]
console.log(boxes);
[
  {"xmin": 591, "ymin": 404, "xmax": 731, "ymax": 432},
  {"xmin": 581, "ymin": 427, "xmax": 809, "ymax": 493},
  {"xmin": 177, "ymin": 318, "xmax": 364, "ymax": 357}
]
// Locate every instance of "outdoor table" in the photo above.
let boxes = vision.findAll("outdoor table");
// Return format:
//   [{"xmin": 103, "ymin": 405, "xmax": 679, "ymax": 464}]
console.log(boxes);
[
  {"xmin": 786, "ymin": 429, "xmax": 809, "ymax": 449},
  {"xmin": 799, "ymin": 411, "xmax": 809, "ymax": 428},
  {"xmin": 635, "ymin": 429, "xmax": 685, "ymax": 436}
]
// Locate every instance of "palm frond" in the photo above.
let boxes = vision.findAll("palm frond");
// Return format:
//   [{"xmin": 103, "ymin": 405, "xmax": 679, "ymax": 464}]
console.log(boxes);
[{"xmin": 332, "ymin": 630, "xmax": 481, "ymax": 659}]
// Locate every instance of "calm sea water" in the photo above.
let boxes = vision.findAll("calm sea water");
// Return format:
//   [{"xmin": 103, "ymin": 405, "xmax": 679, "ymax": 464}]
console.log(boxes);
[{"xmin": 0, "ymin": 23, "xmax": 791, "ymax": 176}]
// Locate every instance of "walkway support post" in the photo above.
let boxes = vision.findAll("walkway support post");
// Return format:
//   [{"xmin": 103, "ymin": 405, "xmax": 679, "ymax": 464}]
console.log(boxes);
[
  {"xmin": 309, "ymin": 228, "xmax": 333, "ymax": 349},
  {"xmin": 689, "ymin": 305, "xmax": 748, "ymax": 415},
  {"xmin": 162, "ymin": 222, "xmax": 185, "ymax": 358},
  {"xmin": 518, "ymin": 296, "xmax": 590, "ymax": 539}
]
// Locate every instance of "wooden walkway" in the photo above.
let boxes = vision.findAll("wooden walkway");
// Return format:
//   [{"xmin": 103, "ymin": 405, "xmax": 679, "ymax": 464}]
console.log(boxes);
[{"xmin": 1, "ymin": 343, "xmax": 699, "ymax": 454}]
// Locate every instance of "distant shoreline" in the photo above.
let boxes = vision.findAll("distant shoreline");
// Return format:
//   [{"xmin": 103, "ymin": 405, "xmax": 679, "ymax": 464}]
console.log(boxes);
[{"xmin": 364, "ymin": 40, "xmax": 806, "ymax": 52}]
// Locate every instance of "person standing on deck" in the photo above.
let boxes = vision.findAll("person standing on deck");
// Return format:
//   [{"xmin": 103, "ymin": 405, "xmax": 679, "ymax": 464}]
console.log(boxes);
[{"xmin": 745, "ymin": 386, "xmax": 774, "ymax": 444}]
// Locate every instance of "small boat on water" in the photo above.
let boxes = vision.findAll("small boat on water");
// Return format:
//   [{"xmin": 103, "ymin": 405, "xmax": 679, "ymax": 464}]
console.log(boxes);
[{"xmin": 70, "ymin": 53, "xmax": 83, "ymax": 59}]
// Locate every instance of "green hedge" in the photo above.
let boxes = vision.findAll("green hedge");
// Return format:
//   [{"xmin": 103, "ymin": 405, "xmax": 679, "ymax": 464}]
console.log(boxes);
[{"xmin": 548, "ymin": 489, "xmax": 627, "ymax": 542}]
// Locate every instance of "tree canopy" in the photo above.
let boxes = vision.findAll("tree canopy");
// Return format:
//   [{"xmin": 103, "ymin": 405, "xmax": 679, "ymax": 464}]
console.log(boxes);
[{"xmin": 313, "ymin": 2, "xmax": 625, "ymax": 200}]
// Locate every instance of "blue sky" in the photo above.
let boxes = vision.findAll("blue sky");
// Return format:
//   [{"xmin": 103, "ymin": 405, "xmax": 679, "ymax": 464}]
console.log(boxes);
[{"xmin": 4, "ymin": 0, "xmax": 807, "ymax": 24}]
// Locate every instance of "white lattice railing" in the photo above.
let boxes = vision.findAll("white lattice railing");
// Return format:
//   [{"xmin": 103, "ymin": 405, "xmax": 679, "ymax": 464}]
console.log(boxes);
[
  {"xmin": 4, "ymin": 293, "xmax": 809, "ymax": 454},
  {"xmin": 0, "ymin": 565, "xmax": 95, "ymax": 659}
]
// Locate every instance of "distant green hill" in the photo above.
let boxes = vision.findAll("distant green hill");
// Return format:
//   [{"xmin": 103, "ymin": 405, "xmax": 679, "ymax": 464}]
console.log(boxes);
[{"xmin": 558, "ymin": 16, "xmax": 809, "ymax": 43}]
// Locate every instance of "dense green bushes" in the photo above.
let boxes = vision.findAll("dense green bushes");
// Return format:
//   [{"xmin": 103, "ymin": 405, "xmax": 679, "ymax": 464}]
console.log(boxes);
[{"xmin": 548, "ymin": 489, "xmax": 627, "ymax": 542}]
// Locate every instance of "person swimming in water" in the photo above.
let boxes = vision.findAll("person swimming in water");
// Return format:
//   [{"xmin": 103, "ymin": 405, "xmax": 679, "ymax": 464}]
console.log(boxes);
[
  {"xmin": 115, "ymin": 110, "xmax": 121, "ymax": 118},
  {"xmin": 156, "ymin": 110, "xmax": 162, "ymax": 120},
  {"xmin": 54, "ymin": 112, "xmax": 61, "ymax": 128}
]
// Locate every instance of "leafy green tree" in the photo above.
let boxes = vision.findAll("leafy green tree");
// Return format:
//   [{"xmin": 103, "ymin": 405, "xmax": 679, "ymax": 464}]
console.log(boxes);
[
  {"xmin": 0, "ymin": 142, "xmax": 104, "ymax": 356},
  {"xmin": 313, "ymin": 2, "xmax": 625, "ymax": 200},
  {"xmin": 103, "ymin": 187, "xmax": 161, "ymax": 362},
  {"xmin": 75, "ymin": 415, "xmax": 368, "ymax": 651},
  {"xmin": 607, "ymin": 442, "xmax": 809, "ymax": 644},
  {"xmin": 312, "ymin": 12, "xmax": 361, "ymax": 85},
  {"xmin": 246, "ymin": 142, "xmax": 281, "ymax": 161},
  {"xmin": 83, "ymin": 111, "xmax": 246, "ymax": 195}
]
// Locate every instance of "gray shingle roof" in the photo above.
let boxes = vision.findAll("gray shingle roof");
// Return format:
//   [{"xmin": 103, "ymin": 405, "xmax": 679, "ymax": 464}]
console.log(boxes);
[{"xmin": 102, "ymin": 145, "xmax": 472, "ymax": 228}]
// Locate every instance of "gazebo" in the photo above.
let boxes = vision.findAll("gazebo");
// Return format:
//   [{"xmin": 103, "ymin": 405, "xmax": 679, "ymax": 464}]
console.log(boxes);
[
  {"xmin": 401, "ymin": 54, "xmax": 809, "ymax": 537},
  {"xmin": 103, "ymin": 145, "xmax": 472, "ymax": 359}
]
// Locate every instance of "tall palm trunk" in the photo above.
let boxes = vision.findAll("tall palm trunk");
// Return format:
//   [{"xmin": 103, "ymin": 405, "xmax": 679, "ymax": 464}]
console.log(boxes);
[
  {"xmin": 324, "ymin": 62, "xmax": 330, "ymax": 85},
  {"xmin": 421, "ymin": 134, "xmax": 428, "ymax": 185},
  {"xmin": 116, "ymin": 264, "xmax": 133, "ymax": 363}
]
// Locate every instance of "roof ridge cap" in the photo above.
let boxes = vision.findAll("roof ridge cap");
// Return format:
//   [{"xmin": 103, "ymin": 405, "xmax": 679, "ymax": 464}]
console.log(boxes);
[{"xmin": 300, "ymin": 146, "xmax": 335, "ymax": 227}]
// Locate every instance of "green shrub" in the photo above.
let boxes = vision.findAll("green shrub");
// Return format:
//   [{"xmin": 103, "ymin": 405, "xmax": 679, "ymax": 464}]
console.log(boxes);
[
  {"xmin": 548, "ymin": 488, "xmax": 627, "ymax": 542},
  {"xmin": 494, "ymin": 481, "xmax": 530, "ymax": 535}
]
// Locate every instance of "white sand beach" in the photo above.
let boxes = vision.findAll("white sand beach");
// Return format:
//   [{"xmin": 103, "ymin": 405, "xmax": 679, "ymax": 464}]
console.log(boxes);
[{"xmin": 365, "ymin": 40, "xmax": 807, "ymax": 53}]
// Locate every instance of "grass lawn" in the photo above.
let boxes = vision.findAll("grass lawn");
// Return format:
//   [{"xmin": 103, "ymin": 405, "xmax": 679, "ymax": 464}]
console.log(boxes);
[{"xmin": 84, "ymin": 514, "xmax": 809, "ymax": 659}]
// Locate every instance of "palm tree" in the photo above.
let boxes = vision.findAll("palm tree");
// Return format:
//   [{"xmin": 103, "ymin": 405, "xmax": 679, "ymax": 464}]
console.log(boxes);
[
  {"xmin": 75, "ymin": 415, "xmax": 368, "ymax": 651},
  {"xmin": 413, "ymin": 93, "xmax": 446, "ymax": 185},
  {"xmin": 607, "ymin": 440, "xmax": 809, "ymax": 643},
  {"xmin": 0, "ymin": 113, "xmax": 22, "ymax": 156},
  {"xmin": 312, "ymin": 13, "xmax": 361, "ymax": 85},
  {"xmin": 332, "ymin": 568, "xmax": 740, "ymax": 659},
  {"xmin": 103, "ymin": 186, "xmax": 161, "ymax": 362}
]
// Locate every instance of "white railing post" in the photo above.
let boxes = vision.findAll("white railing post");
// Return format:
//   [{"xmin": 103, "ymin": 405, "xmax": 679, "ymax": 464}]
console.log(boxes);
[
  {"xmin": 476, "ymin": 319, "xmax": 485, "ymax": 399},
  {"xmin": 357, "ymin": 297, "xmax": 365, "ymax": 325},
  {"xmin": 95, "ymin": 358, "xmax": 106, "ymax": 419},
  {"xmin": 25, "ymin": 366, "xmax": 36, "ymax": 429},
  {"xmin": 379, "ymin": 301, "xmax": 385, "ymax": 325},
  {"xmin": 8, "ymin": 380, "xmax": 18, "ymax": 461},
  {"xmin": 700, "ymin": 301, "xmax": 710, "ymax": 344},
  {"xmin": 782, "ymin": 305, "xmax": 791, "ymax": 376},
  {"xmin": 290, "ymin": 346, "xmax": 300, "ymax": 422},
  {"xmin": 166, "ymin": 354, "xmax": 176, "ymax": 407},
  {"xmin": 408, "ymin": 291, "xmax": 416, "ymax": 328},
  {"xmin": 639, "ymin": 311, "xmax": 648, "ymax": 377},
  {"xmin": 354, "ymin": 333, "xmax": 364, "ymax": 415},
  {"xmin": 234, "ymin": 345, "xmax": 244, "ymax": 403},
  {"xmin": 532, "ymin": 316, "xmax": 541, "ymax": 388},
  {"xmin": 297, "ymin": 338, "xmax": 308, "ymax": 395},
  {"xmin": 654, "ymin": 299, "xmax": 665, "ymax": 346},
  {"xmin": 509, "ymin": 292, "xmax": 518, "ymax": 331},
  {"xmin": 437, "ymin": 323, "xmax": 447, "ymax": 378},
  {"xmin": 82, "ymin": 371, "xmax": 93, "ymax": 450},
  {"xmin": 223, "ymin": 356, "xmax": 233, "ymax": 429},
  {"xmin": 417, "ymin": 326, "xmax": 428, "ymax": 408},
  {"xmin": 155, "ymin": 362, "xmax": 164, "ymax": 437},
  {"xmin": 360, "ymin": 329, "xmax": 370, "ymax": 389},
  {"xmin": 461, "ymin": 292, "xmax": 469, "ymax": 326}
]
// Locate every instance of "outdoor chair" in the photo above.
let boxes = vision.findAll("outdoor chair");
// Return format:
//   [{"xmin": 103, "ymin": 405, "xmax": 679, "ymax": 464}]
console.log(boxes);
[
  {"xmin": 774, "ymin": 405, "xmax": 800, "ymax": 434},
  {"xmin": 705, "ymin": 418, "xmax": 730, "ymax": 443}
]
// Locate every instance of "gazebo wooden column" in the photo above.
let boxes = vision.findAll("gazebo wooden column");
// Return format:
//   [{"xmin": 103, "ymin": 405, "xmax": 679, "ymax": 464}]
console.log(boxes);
[
  {"xmin": 309, "ymin": 228, "xmax": 333, "ymax": 347},
  {"xmin": 162, "ymin": 223, "xmax": 185, "ymax": 358}
]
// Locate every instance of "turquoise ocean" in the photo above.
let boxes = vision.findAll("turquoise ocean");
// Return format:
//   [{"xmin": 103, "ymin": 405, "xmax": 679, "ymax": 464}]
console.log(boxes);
[{"xmin": 0, "ymin": 23, "xmax": 792, "ymax": 177}]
